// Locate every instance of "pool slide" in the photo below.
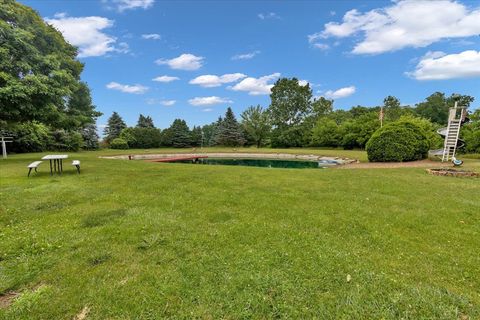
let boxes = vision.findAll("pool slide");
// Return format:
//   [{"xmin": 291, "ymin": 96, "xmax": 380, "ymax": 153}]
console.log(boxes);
[{"xmin": 429, "ymin": 127, "xmax": 465, "ymax": 158}]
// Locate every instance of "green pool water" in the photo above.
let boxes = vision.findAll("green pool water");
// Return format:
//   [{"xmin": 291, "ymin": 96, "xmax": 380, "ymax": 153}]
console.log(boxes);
[{"xmin": 170, "ymin": 158, "xmax": 333, "ymax": 169}]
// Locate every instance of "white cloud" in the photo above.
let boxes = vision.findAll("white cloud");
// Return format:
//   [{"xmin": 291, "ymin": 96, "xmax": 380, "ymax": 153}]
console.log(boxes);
[
  {"xmin": 155, "ymin": 53, "xmax": 204, "ymax": 70},
  {"xmin": 105, "ymin": 0, "xmax": 155, "ymax": 12},
  {"xmin": 309, "ymin": 0, "xmax": 480, "ymax": 54},
  {"xmin": 407, "ymin": 50, "xmax": 480, "ymax": 80},
  {"xmin": 258, "ymin": 12, "xmax": 280, "ymax": 20},
  {"xmin": 324, "ymin": 86, "xmax": 356, "ymax": 99},
  {"xmin": 142, "ymin": 33, "xmax": 161, "ymax": 40},
  {"xmin": 106, "ymin": 82, "xmax": 148, "ymax": 94},
  {"xmin": 202, "ymin": 108, "xmax": 213, "ymax": 112},
  {"xmin": 313, "ymin": 43, "xmax": 330, "ymax": 51},
  {"xmin": 229, "ymin": 73, "xmax": 280, "ymax": 95},
  {"xmin": 116, "ymin": 42, "xmax": 130, "ymax": 54},
  {"xmin": 298, "ymin": 79, "xmax": 309, "ymax": 86},
  {"xmin": 231, "ymin": 51, "xmax": 260, "ymax": 60},
  {"xmin": 189, "ymin": 73, "xmax": 246, "ymax": 88},
  {"xmin": 152, "ymin": 75, "xmax": 179, "ymax": 82},
  {"xmin": 188, "ymin": 96, "xmax": 233, "ymax": 106},
  {"xmin": 160, "ymin": 100, "xmax": 176, "ymax": 106},
  {"xmin": 45, "ymin": 15, "xmax": 120, "ymax": 58}
]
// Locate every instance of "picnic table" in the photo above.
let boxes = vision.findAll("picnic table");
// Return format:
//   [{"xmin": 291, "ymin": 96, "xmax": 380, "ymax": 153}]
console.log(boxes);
[{"xmin": 41, "ymin": 154, "xmax": 68, "ymax": 175}]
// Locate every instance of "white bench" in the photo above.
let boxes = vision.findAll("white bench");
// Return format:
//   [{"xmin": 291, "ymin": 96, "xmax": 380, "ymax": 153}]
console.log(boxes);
[
  {"xmin": 27, "ymin": 161, "xmax": 42, "ymax": 177},
  {"xmin": 72, "ymin": 160, "xmax": 81, "ymax": 174}
]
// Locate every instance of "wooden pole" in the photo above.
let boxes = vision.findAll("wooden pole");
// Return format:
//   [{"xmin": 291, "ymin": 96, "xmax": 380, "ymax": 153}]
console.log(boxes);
[{"xmin": 380, "ymin": 106, "xmax": 384, "ymax": 128}]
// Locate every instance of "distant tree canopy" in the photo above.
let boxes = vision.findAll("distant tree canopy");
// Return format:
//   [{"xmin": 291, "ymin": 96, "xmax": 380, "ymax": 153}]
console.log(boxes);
[
  {"xmin": 104, "ymin": 86, "xmax": 478, "ymax": 155},
  {"xmin": 136, "ymin": 114, "xmax": 155, "ymax": 128},
  {"xmin": 0, "ymin": 0, "xmax": 101, "ymax": 151},
  {"xmin": 415, "ymin": 92, "xmax": 474, "ymax": 125}
]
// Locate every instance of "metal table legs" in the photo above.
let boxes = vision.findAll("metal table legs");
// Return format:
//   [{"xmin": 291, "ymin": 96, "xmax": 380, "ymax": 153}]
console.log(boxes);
[{"xmin": 49, "ymin": 159, "xmax": 64, "ymax": 175}]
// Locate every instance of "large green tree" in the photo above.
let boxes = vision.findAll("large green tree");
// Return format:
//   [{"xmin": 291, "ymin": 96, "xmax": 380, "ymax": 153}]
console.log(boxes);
[
  {"xmin": 241, "ymin": 105, "xmax": 271, "ymax": 148},
  {"xmin": 104, "ymin": 112, "xmax": 127, "ymax": 143},
  {"xmin": 268, "ymin": 78, "xmax": 313, "ymax": 147},
  {"xmin": 0, "ymin": 0, "xmax": 95, "ymax": 128}
]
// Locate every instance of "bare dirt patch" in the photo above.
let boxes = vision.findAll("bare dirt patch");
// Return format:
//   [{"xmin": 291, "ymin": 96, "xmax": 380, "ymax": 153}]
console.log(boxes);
[
  {"xmin": 426, "ymin": 168, "xmax": 479, "ymax": 177},
  {"xmin": 338, "ymin": 159, "xmax": 447, "ymax": 169},
  {"xmin": 74, "ymin": 306, "xmax": 90, "ymax": 320},
  {"xmin": 0, "ymin": 291, "xmax": 19, "ymax": 309}
]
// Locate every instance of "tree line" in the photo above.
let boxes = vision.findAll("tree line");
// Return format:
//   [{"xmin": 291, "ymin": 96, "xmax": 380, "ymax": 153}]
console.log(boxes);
[{"xmin": 103, "ymin": 79, "xmax": 479, "ymax": 154}]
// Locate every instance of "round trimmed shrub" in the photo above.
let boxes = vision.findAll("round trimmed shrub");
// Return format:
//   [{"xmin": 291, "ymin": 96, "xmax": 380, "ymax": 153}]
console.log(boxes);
[
  {"xmin": 110, "ymin": 138, "xmax": 129, "ymax": 149},
  {"xmin": 366, "ymin": 121, "xmax": 429, "ymax": 162}
]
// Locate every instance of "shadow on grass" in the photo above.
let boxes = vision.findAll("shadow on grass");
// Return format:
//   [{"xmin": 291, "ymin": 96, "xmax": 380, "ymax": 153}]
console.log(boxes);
[{"xmin": 81, "ymin": 209, "xmax": 127, "ymax": 228}]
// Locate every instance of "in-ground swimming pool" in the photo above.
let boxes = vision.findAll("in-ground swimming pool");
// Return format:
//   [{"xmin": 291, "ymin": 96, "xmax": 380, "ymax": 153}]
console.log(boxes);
[{"xmin": 169, "ymin": 158, "xmax": 337, "ymax": 169}]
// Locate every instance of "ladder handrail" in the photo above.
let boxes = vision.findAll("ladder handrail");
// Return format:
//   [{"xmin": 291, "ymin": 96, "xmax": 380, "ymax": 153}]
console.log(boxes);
[
  {"xmin": 451, "ymin": 108, "xmax": 464, "ymax": 159},
  {"xmin": 442, "ymin": 105, "xmax": 465, "ymax": 162}
]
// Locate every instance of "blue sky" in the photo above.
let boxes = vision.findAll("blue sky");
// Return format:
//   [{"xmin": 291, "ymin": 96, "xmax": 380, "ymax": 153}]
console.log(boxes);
[{"xmin": 21, "ymin": 0, "xmax": 480, "ymax": 130}]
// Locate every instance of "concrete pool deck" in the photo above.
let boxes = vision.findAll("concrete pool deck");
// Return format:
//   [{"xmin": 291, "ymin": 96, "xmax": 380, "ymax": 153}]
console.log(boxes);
[{"xmin": 100, "ymin": 153, "xmax": 358, "ymax": 165}]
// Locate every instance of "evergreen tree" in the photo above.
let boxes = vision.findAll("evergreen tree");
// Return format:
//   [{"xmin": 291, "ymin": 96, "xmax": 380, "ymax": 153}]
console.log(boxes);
[
  {"xmin": 81, "ymin": 123, "xmax": 100, "ymax": 150},
  {"xmin": 65, "ymin": 82, "xmax": 103, "ymax": 130},
  {"xmin": 190, "ymin": 126, "xmax": 203, "ymax": 147},
  {"xmin": 163, "ymin": 119, "xmax": 191, "ymax": 148},
  {"xmin": 137, "ymin": 114, "xmax": 155, "ymax": 128},
  {"xmin": 214, "ymin": 107, "xmax": 245, "ymax": 146},
  {"xmin": 201, "ymin": 122, "xmax": 218, "ymax": 147},
  {"xmin": 104, "ymin": 112, "xmax": 127, "ymax": 143}
]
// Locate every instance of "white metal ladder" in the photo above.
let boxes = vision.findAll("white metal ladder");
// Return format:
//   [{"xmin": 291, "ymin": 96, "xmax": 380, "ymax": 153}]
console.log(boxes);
[{"xmin": 441, "ymin": 102, "xmax": 464, "ymax": 162}]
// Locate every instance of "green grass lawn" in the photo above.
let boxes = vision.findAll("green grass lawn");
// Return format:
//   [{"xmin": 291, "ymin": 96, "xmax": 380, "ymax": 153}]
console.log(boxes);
[{"xmin": 1, "ymin": 149, "xmax": 479, "ymax": 319}]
